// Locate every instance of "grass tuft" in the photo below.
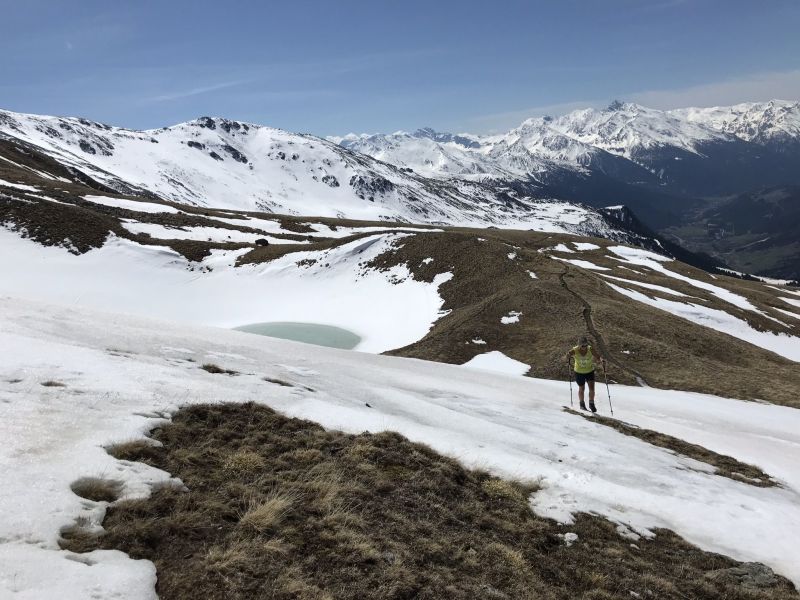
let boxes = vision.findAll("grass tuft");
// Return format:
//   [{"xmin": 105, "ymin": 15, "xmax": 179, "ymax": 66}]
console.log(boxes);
[
  {"xmin": 238, "ymin": 491, "xmax": 296, "ymax": 533},
  {"xmin": 481, "ymin": 478, "xmax": 525, "ymax": 502},
  {"xmin": 70, "ymin": 477, "xmax": 122, "ymax": 503},
  {"xmin": 201, "ymin": 363, "xmax": 238, "ymax": 375},
  {"xmin": 41, "ymin": 380, "xmax": 66, "ymax": 387},
  {"xmin": 263, "ymin": 377, "xmax": 294, "ymax": 387},
  {"xmin": 106, "ymin": 439, "xmax": 161, "ymax": 463},
  {"xmin": 222, "ymin": 450, "xmax": 266, "ymax": 474}
]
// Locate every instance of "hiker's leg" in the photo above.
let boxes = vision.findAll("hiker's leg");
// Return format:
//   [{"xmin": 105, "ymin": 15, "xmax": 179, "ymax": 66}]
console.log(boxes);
[
  {"xmin": 588, "ymin": 380, "xmax": 595, "ymax": 403},
  {"xmin": 578, "ymin": 383, "xmax": 585, "ymax": 404}
]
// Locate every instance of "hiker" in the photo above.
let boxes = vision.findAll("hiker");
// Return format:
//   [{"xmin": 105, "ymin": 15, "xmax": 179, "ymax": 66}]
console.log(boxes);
[{"xmin": 567, "ymin": 336, "xmax": 606, "ymax": 412}]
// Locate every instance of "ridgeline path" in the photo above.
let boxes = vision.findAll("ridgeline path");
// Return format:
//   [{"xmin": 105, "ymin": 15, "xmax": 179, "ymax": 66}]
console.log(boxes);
[{"xmin": 559, "ymin": 267, "xmax": 649, "ymax": 387}]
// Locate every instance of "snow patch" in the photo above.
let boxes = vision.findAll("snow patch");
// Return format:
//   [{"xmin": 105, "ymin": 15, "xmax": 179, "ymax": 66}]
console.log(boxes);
[
  {"xmin": 461, "ymin": 351, "xmax": 530, "ymax": 376},
  {"xmin": 0, "ymin": 178, "xmax": 39, "ymax": 192},
  {"xmin": 84, "ymin": 195, "xmax": 180, "ymax": 214},
  {"xmin": 572, "ymin": 242, "xmax": 600, "ymax": 251},
  {"xmin": 608, "ymin": 246, "xmax": 761, "ymax": 313},
  {"xmin": 501, "ymin": 311, "xmax": 522, "ymax": 324},
  {"xmin": 552, "ymin": 257, "xmax": 611, "ymax": 271}
]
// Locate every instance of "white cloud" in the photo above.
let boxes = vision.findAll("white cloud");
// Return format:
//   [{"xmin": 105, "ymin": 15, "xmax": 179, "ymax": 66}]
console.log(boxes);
[{"xmin": 628, "ymin": 69, "xmax": 800, "ymax": 109}]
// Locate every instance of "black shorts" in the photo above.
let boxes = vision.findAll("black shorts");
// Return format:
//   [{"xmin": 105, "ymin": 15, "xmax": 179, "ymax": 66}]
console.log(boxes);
[{"xmin": 575, "ymin": 371, "xmax": 595, "ymax": 386}]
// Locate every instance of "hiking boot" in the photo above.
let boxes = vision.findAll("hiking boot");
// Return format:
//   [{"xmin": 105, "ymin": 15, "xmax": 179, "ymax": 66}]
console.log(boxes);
[
  {"xmin": 579, "ymin": 401, "xmax": 587, "ymax": 411},
  {"xmin": 589, "ymin": 402, "xmax": 597, "ymax": 413}
]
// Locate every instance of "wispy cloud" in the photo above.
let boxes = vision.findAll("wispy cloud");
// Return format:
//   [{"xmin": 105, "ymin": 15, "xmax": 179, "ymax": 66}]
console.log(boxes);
[
  {"xmin": 628, "ymin": 68, "xmax": 800, "ymax": 109},
  {"xmin": 641, "ymin": 0, "xmax": 691, "ymax": 11},
  {"xmin": 147, "ymin": 79, "xmax": 253, "ymax": 102}
]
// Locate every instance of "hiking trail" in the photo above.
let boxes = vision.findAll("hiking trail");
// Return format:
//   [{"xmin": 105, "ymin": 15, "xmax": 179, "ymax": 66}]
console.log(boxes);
[{"xmin": 558, "ymin": 267, "xmax": 649, "ymax": 387}]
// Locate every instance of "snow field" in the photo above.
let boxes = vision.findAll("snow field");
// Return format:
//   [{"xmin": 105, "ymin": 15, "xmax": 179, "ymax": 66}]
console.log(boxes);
[
  {"xmin": 0, "ymin": 228, "xmax": 452, "ymax": 354},
  {"xmin": 2, "ymin": 296, "xmax": 800, "ymax": 598},
  {"xmin": 84, "ymin": 195, "xmax": 180, "ymax": 214}
]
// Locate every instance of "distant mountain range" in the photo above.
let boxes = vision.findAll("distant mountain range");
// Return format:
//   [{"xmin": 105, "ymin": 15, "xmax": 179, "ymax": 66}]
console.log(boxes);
[
  {"xmin": 334, "ymin": 100, "xmax": 800, "ymax": 277},
  {"xmin": 330, "ymin": 100, "xmax": 800, "ymax": 279},
  {"xmin": 1, "ymin": 99, "xmax": 799, "ymax": 277},
  {"xmin": 335, "ymin": 100, "xmax": 800, "ymax": 200}
]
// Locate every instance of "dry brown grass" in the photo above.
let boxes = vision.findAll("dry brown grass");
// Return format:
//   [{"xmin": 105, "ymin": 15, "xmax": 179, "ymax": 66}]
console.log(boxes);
[
  {"xmin": 200, "ymin": 363, "xmax": 238, "ymax": 375},
  {"xmin": 40, "ymin": 380, "xmax": 66, "ymax": 387},
  {"xmin": 239, "ymin": 490, "xmax": 297, "ymax": 533},
  {"xmin": 223, "ymin": 450, "xmax": 267, "ymax": 474},
  {"xmin": 70, "ymin": 476, "xmax": 122, "ymax": 502},
  {"xmin": 107, "ymin": 439, "xmax": 162, "ymax": 463},
  {"xmin": 263, "ymin": 376, "xmax": 294, "ymax": 387},
  {"xmin": 63, "ymin": 402, "xmax": 797, "ymax": 600}
]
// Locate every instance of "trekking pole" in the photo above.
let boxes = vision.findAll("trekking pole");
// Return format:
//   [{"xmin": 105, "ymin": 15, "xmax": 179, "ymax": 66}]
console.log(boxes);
[
  {"xmin": 603, "ymin": 363, "xmax": 614, "ymax": 415},
  {"xmin": 568, "ymin": 358, "xmax": 573, "ymax": 408}
]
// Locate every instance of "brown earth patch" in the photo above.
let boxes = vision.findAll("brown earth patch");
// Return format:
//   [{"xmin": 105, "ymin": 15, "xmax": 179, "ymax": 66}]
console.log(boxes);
[
  {"xmin": 373, "ymin": 231, "xmax": 800, "ymax": 408},
  {"xmin": 63, "ymin": 402, "xmax": 798, "ymax": 599}
]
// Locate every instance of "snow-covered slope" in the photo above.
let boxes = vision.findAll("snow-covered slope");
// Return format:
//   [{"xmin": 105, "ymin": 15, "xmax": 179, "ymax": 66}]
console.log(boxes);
[
  {"xmin": 0, "ymin": 109, "xmax": 611, "ymax": 230},
  {"xmin": 2, "ymin": 295, "xmax": 800, "ymax": 599}
]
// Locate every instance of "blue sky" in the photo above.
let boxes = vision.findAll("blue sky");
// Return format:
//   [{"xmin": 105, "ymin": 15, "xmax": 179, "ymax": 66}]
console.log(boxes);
[{"xmin": 2, "ymin": 0, "xmax": 799, "ymax": 135}]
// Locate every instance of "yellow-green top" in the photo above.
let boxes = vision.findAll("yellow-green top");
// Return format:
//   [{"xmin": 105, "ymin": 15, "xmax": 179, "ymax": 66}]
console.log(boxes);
[{"xmin": 572, "ymin": 345, "xmax": 596, "ymax": 374}]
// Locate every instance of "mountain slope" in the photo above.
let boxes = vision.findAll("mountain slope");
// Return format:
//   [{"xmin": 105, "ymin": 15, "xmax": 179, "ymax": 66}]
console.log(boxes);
[
  {"xmin": 2, "ymin": 295, "xmax": 800, "ymax": 598},
  {"xmin": 2, "ymin": 160, "xmax": 798, "ymax": 407},
  {"xmin": 0, "ymin": 109, "xmax": 626, "ymax": 234}
]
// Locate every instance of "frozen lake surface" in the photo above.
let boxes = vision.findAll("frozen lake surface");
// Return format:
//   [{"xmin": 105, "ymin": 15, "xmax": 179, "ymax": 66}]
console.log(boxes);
[{"xmin": 234, "ymin": 321, "xmax": 362, "ymax": 350}]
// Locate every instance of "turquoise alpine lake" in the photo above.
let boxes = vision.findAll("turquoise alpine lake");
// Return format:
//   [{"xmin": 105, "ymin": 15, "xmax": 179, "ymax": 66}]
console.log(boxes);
[{"xmin": 233, "ymin": 322, "xmax": 361, "ymax": 350}]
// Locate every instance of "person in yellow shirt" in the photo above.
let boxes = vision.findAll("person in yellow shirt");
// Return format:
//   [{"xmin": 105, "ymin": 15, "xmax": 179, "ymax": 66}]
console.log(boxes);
[{"xmin": 567, "ymin": 336, "xmax": 606, "ymax": 412}]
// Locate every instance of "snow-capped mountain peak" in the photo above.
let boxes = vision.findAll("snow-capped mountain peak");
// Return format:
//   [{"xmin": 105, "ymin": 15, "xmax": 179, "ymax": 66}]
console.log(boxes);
[
  {"xmin": 672, "ymin": 99, "xmax": 800, "ymax": 143},
  {"xmin": 335, "ymin": 99, "xmax": 800, "ymax": 199}
]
